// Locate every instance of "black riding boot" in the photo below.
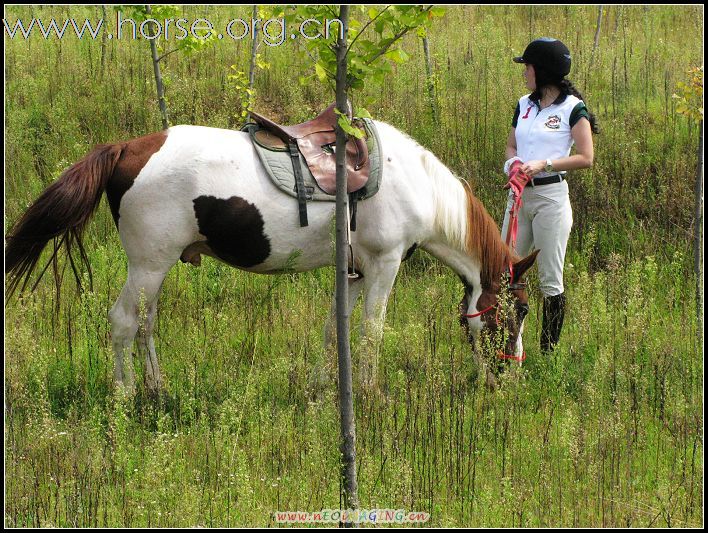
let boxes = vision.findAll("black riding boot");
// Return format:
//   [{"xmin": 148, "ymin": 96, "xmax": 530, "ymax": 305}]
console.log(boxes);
[{"xmin": 541, "ymin": 292, "xmax": 566, "ymax": 353}]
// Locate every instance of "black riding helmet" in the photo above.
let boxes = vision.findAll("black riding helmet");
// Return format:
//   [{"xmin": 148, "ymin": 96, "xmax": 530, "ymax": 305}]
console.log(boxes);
[{"xmin": 513, "ymin": 37, "xmax": 571, "ymax": 79}]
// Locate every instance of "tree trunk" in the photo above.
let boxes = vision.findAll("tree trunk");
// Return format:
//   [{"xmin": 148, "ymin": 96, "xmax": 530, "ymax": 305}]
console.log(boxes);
[
  {"xmin": 247, "ymin": 5, "xmax": 259, "ymax": 123},
  {"xmin": 590, "ymin": 6, "xmax": 603, "ymax": 66},
  {"xmin": 694, "ymin": 120, "xmax": 703, "ymax": 321},
  {"xmin": 334, "ymin": 5, "xmax": 359, "ymax": 524},
  {"xmin": 422, "ymin": 35, "xmax": 438, "ymax": 124},
  {"xmin": 145, "ymin": 5, "xmax": 169, "ymax": 130},
  {"xmin": 614, "ymin": 5, "xmax": 621, "ymax": 37},
  {"xmin": 100, "ymin": 5, "xmax": 107, "ymax": 78}
]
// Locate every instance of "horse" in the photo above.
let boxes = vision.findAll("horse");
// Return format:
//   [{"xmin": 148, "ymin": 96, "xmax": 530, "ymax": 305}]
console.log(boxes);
[{"xmin": 5, "ymin": 118, "xmax": 538, "ymax": 393}]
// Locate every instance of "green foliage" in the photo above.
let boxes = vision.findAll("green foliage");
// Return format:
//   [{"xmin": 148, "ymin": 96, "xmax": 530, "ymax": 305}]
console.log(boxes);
[
  {"xmin": 286, "ymin": 5, "xmax": 444, "ymax": 117},
  {"xmin": 6, "ymin": 241, "xmax": 701, "ymax": 527},
  {"xmin": 673, "ymin": 66, "xmax": 703, "ymax": 123},
  {"xmin": 228, "ymin": 50, "xmax": 268, "ymax": 123},
  {"xmin": 115, "ymin": 4, "xmax": 216, "ymax": 127},
  {"xmin": 334, "ymin": 108, "xmax": 365, "ymax": 138},
  {"xmin": 117, "ymin": 5, "xmax": 216, "ymax": 57},
  {"xmin": 226, "ymin": 66, "xmax": 254, "ymax": 122}
]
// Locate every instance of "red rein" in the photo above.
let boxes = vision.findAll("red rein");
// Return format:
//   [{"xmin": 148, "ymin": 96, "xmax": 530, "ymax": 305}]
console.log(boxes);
[
  {"xmin": 463, "ymin": 303, "xmax": 527, "ymax": 363},
  {"xmin": 463, "ymin": 191, "xmax": 526, "ymax": 363}
]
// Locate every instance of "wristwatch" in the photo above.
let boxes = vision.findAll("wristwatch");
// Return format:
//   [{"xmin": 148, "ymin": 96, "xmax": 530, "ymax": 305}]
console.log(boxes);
[{"xmin": 545, "ymin": 158, "xmax": 554, "ymax": 173}]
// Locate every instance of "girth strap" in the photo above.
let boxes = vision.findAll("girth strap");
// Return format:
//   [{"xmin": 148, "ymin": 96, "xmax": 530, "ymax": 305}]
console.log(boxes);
[
  {"xmin": 347, "ymin": 193, "xmax": 363, "ymax": 280},
  {"xmin": 349, "ymin": 193, "xmax": 358, "ymax": 232},
  {"xmin": 288, "ymin": 142, "xmax": 309, "ymax": 227}
]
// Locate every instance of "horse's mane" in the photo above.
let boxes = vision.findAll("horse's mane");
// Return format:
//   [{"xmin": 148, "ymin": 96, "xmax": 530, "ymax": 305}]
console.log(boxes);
[{"xmin": 421, "ymin": 149, "xmax": 519, "ymax": 288}]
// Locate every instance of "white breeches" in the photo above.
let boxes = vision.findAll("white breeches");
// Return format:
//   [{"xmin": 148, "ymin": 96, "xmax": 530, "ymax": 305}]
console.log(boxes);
[{"xmin": 501, "ymin": 180, "xmax": 573, "ymax": 297}]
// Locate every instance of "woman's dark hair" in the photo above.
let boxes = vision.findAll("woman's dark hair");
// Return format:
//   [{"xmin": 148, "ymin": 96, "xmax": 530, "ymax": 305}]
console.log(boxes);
[{"xmin": 530, "ymin": 64, "xmax": 600, "ymax": 134}]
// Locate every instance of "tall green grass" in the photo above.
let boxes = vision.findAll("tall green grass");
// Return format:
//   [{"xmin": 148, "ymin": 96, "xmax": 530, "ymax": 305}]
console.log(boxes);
[{"xmin": 4, "ymin": 5, "xmax": 703, "ymax": 527}]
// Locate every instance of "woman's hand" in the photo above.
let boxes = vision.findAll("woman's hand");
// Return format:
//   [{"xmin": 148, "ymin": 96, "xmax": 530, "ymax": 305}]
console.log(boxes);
[
  {"xmin": 504, "ymin": 160, "xmax": 532, "ymax": 197},
  {"xmin": 520, "ymin": 160, "xmax": 546, "ymax": 177}
]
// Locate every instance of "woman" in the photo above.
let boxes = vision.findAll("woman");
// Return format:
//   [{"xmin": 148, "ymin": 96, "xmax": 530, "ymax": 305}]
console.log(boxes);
[{"xmin": 501, "ymin": 37, "xmax": 598, "ymax": 353}]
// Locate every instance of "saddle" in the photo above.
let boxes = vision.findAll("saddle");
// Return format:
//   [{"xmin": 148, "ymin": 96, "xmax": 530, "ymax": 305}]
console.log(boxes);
[{"xmin": 248, "ymin": 103, "xmax": 371, "ymax": 227}]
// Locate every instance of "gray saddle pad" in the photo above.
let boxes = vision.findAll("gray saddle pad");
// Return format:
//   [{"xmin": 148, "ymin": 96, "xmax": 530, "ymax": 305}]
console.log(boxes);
[{"xmin": 243, "ymin": 118, "xmax": 382, "ymax": 202}]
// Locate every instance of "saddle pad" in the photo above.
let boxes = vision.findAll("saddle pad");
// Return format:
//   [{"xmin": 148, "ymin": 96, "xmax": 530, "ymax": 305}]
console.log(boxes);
[{"xmin": 243, "ymin": 118, "xmax": 382, "ymax": 202}]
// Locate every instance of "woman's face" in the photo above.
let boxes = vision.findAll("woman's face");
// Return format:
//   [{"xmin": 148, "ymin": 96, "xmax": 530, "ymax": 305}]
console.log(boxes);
[{"xmin": 523, "ymin": 63, "xmax": 536, "ymax": 90}]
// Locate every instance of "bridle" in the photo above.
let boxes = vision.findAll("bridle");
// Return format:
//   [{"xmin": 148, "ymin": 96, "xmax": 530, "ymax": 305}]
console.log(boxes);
[
  {"xmin": 462, "ymin": 191, "xmax": 528, "ymax": 362},
  {"xmin": 462, "ymin": 273, "xmax": 529, "ymax": 362}
]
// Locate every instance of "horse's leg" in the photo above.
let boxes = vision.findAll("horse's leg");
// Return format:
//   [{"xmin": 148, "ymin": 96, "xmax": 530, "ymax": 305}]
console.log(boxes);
[
  {"xmin": 139, "ymin": 296, "xmax": 163, "ymax": 394},
  {"xmin": 359, "ymin": 255, "xmax": 402, "ymax": 390},
  {"xmin": 109, "ymin": 260, "xmax": 173, "ymax": 393},
  {"xmin": 110, "ymin": 280, "xmax": 137, "ymax": 393}
]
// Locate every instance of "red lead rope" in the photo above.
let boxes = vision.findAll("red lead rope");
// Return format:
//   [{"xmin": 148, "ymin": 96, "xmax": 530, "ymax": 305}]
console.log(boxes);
[
  {"xmin": 463, "ymin": 191, "xmax": 526, "ymax": 363},
  {"xmin": 505, "ymin": 192, "xmax": 522, "ymax": 250}
]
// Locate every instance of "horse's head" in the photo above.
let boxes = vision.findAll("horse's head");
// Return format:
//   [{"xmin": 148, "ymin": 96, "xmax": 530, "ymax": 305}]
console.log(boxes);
[{"xmin": 459, "ymin": 250, "xmax": 539, "ymax": 360}]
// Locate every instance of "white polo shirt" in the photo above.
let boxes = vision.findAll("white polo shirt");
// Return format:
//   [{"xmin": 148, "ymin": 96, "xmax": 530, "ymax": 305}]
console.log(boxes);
[{"xmin": 512, "ymin": 93, "xmax": 589, "ymax": 178}]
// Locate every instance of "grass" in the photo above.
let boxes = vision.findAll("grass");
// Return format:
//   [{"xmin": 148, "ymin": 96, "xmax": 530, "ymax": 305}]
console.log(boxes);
[
  {"xmin": 5, "ymin": 249, "xmax": 702, "ymax": 527},
  {"xmin": 4, "ymin": 4, "xmax": 703, "ymax": 527}
]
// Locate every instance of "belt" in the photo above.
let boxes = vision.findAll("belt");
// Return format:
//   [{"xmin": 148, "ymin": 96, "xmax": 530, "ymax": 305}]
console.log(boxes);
[{"xmin": 529, "ymin": 174, "xmax": 565, "ymax": 187}]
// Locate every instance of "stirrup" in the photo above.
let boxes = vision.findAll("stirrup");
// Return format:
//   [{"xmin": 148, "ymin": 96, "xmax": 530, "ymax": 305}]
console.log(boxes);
[{"xmin": 347, "ymin": 244, "xmax": 363, "ymax": 280}]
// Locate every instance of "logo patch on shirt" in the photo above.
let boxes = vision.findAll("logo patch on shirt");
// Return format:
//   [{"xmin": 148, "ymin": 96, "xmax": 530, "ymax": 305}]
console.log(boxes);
[
  {"xmin": 521, "ymin": 106, "xmax": 532, "ymax": 119},
  {"xmin": 545, "ymin": 115, "xmax": 561, "ymax": 129}
]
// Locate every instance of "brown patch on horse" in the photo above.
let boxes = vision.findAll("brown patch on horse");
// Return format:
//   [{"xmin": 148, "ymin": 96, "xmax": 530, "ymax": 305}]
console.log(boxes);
[
  {"xmin": 106, "ymin": 130, "xmax": 167, "ymax": 225},
  {"xmin": 463, "ymin": 187, "xmax": 519, "ymax": 289}
]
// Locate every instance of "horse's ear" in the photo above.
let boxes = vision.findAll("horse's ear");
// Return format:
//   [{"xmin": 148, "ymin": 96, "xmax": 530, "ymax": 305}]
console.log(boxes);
[{"xmin": 512, "ymin": 249, "xmax": 540, "ymax": 283}]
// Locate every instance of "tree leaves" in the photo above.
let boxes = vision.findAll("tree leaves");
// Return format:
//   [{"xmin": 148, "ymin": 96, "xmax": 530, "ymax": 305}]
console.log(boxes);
[
  {"xmin": 227, "ymin": 66, "xmax": 255, "ymax": 121},
  {"xmin": 384, "ymin": 48, "xmax": 409, "ymax": 64},
  {"xmin": 335, "ymin": 110, "xmax": 365, "ymax": 139},
  {"xmin": 673, "ymin": 66, "xmax": 703, "ymax": 124},
  {"xmin": 315, "ymin": 62, "xmax": 329, "ymax": 82},
  {"xmin": 282, "ymin": 4, "xmax": 445, "ymax": 118},
  {"xmin": 115, "ymin": 5, "xmax": 216, "ymax": 59}
]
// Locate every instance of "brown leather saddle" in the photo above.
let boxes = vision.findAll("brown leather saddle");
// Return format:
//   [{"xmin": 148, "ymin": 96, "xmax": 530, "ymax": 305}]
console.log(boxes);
[{"xmin": 249, "ymin": 103, "xmax": 370, "ymax": 226}]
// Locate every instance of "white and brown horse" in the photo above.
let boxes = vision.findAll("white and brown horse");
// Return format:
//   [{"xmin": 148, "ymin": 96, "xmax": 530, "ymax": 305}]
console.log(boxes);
[{"xmin": 5, "ymin": 120, "xmax": 537, "ymax": 392}]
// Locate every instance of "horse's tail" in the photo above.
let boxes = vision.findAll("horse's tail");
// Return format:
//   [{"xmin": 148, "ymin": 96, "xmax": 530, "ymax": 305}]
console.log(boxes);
[{"xmin": 5, "ymin": 143, "xmax": 124, "ymax": 298}]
